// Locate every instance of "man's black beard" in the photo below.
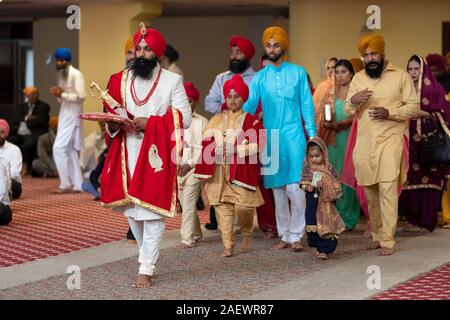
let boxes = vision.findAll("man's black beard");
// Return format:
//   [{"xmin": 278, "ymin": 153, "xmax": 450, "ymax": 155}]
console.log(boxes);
[
  {"xmin": 229, "ymin": 59, "xmax": 249, "ymax": 74},
  {"xmin": 131, "ymin": 57, "xmax": 157, "ymax": 79},
  {"xmin": 0, "ymin": 137, "xmax": 5, "ymax": 147},
  {"xmin": 365, "ymin": 57, "xmax": 384, "ymax": 79},
  {"xmin": 268, "ymin": 52, "xmax": 283, "ymax": 63}
]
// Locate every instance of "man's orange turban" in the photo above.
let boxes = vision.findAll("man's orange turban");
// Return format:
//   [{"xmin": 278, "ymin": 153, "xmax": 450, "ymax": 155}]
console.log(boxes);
[
  {"xmin": 262, "ymin": 26, "xmax": 289, "ymax": 51},
  {"xmin": 358, "ymin": 34, "xmax": 385, "ymax": 56},
  {"xmin": 49, "ymin": 116, "xmax": 58, "ymax": 130},
  {"xmin": 124, "ymin": 37, "xmax": 134, "ymax": 55},
  {"xmin": 23, "ymin": 86, "xmax": 38, "ymax": 96},
  {"xmin": 350, "ymin": 58, "xmax": 364, "ymax": 73}
]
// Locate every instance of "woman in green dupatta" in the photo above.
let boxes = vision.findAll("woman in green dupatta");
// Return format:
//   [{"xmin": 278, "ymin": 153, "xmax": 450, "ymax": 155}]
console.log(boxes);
[{"xmin": 317, "ymin": 59, "xmax": 361, "ymax": 230}]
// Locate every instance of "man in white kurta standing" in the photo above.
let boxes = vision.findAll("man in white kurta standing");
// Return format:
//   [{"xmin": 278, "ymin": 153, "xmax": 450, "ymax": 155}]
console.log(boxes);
[
  {"xmin": 105, "ymin": 25, "xmax": 191, "ymax": 288},
  {"xmin": 50, "ymin": 48, "xmax": 85, "ymax": 194}
]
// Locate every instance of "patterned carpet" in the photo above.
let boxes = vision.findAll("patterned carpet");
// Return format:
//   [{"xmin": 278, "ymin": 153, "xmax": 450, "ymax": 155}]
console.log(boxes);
[
  {"xmin": 0, "ymin": 177, "xmax": 209, "ymax": 268},
  {"xmin": 371, "ymin": 263, "xmax": 450, "ymax": 300},
  {"xmin": 0, "ymin": 232, "xmax": 370, "ymax": 300}
]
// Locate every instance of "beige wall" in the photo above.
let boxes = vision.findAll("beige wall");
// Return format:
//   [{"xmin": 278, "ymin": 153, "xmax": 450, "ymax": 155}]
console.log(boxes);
[
  {"xmin": 33, "ymin": 18, "xmax": 78, "ymax": 116},
  {"xmin": 152, "ymin": 16, "xmax": 287, "ymax": 118},
  {"xmin": 290, "ymin": 0, "xmax": 450, "ymax": 88}
]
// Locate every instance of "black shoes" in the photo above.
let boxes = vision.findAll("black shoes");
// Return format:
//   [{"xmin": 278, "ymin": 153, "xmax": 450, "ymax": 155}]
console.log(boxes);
[
  {"xmin": 205, "ymin": 206, "xmax": 218, "ymax": 230},
  {"xmin": 205, "ymin": 222, "xmax": 218, "ymax": 230},
  {"xmin": 196, "ymin": 196, "xmax": 205, "ymax": 211}
]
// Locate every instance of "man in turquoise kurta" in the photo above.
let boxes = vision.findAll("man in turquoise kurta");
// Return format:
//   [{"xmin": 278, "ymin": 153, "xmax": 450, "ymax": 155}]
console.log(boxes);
[{"xmin": 243, "ymin": 26, "xmax": 316, "ymax": 251}]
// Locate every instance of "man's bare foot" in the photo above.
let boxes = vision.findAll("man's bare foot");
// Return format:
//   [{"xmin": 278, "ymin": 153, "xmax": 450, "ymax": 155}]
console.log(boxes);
[
  {"xmin": 240, "ymin": 236, "xmax": 252, "ymax": 253},
  {"xmin": 176, "ymin": 243, "xmax": 193, "ymax": 249},
  {"xmin": 317, "ymin": 252, "xmax": 328, "ymax": 260},
  {"xmin": 132, "ymin": 274, "xmax": 151, "ymax": 288},
  {"xmin": 271, "ymin": 241, "xmax": 289, "ymax": 250},
  {"xmin": 291, "ymin": 241, "xmax": 304, "ymax": 252},
  {"xmin": 127, "ymin": 239, "xmax": 137, "ymax": 246},
  {"xmin": 264, "ymin": 232, "xmax": 278, "ymax": 240},
  {"xmin": 220, "ymin": 247, "xmax": 233, "ymax": 257},
  {"xmin": 443, "ymin": 223, "xmax": 450, "ymax": 229},
  {"xmin": 366, "ymin": 241, "xmax": 381, "ymax": 250},
  {"xmin": 363, "ymin": 229, "xmax": 371, "ymax": 238},
  {"xmin": 379, "ymin": 247, "xmax": 394, "ymax": 256}
]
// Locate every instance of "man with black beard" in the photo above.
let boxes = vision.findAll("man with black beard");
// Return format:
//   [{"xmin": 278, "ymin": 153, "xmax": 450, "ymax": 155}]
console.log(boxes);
[
  {"xmin": 49, "ymin": 47, "xmax": 85, "ymax": 194},
  {"xmin": 244, "ymin": 26, "xmax": 316, "ymax": 252},
  {"xmin": 204, "ymin": 35, "xmax": 255, "ymax": 230},
  {"xmin": 131, "ymin": 53, "xmax": 158, "ymax": 79},
  {"xmin": 345, "ymin": 34, "xmax": 422, "ymax": 256},
  {"xmin": 205, "ymin": 36, "xmax": 255, "ymax": 115},
  {"xmin": 103, "ymin": 24, "xmax": 191, "ymax": 288}
]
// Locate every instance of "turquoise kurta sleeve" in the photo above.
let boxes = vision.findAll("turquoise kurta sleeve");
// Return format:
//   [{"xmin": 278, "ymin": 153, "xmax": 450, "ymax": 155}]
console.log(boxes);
[
  {"xmin": 298, "ymin": 69, "xmax": 317, "ymax": 138},
  {"xmin": 243, "ymin": 72, "xmax": 261, "ymax": 115}
]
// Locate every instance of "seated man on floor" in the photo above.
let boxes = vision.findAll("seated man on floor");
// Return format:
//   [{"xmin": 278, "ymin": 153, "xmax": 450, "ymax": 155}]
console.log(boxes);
[
  {"xmin": 0, "ymin": 160, "xmax": 12, "ymax": 226},
  {"xmin": 8, "ymin": 87, "xmax": 50, "ymax": 176},
  {"xmin": 81, "ymin": 147, "xmax": 107, "ymax": 201},
  {"xmin": 0, "ymin": 119, "xmax": 23, "ymax": 200},
  {"xmin": 32, "ymin": 116, "xmax": 58, "ymax": 178}
]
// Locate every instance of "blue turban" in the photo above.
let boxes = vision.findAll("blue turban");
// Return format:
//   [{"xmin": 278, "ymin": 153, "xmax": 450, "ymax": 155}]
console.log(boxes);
[{"xmin": 54, "ymin": 47, "xmax": 72, "ymax": 62}]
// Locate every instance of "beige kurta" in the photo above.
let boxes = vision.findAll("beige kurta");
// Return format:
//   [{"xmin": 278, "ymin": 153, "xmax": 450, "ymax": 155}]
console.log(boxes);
[
  {"xmin": 203, "ymin": 109, "xmax": 264, "ymax": 207},
  {"xmin": 345, "ymin": 61, "xmax": 420, "ymax": 186}
]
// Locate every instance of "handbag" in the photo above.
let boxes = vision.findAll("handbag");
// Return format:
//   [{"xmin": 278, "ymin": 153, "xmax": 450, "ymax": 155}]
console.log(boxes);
[{"xmin": 418, "ymin": 112, "xmax": 450, "ymax": 166}]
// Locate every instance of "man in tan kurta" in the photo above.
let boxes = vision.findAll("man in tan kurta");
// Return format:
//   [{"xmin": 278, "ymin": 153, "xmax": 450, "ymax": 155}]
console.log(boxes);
[{"xmin": 345, "ymin": 34, "xmax": 421, "ymax": 255}]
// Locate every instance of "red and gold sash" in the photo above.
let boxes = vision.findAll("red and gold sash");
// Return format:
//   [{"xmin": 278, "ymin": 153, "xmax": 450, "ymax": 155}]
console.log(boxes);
[
  {"xmin": 194, "ymin": 112, "xmax": 262, "ymax": 190},
  {"xmin": 100, "ymin": 69, "xmax": 183, "ymax": 218}
]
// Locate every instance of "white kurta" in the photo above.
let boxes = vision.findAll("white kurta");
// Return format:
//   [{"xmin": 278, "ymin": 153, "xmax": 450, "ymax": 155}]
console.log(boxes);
[
  {"xmin": 0, "ymin": 141, "xmax": 23, "ymax": 183},
  {"xmin": 0, "ymin": 160, "xmax": 11, "ymax": 206},
  {"xmin": 108, "ymin": 64, "xmax": 191, "ymax": 277},
  {"xmin": 53, "ymin": 65, "xmax": 86, "ymax": 190},
  {"xmin": 178, "ymin": 112, "xmax": 208, "ymax": 246},
  {"xmin": 110, "ymin": 65, "xmax": 192, "ymax": 221}
]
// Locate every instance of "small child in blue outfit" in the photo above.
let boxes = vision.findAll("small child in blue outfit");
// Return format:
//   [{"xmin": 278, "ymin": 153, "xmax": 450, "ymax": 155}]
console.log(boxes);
[{"xmin": 300, "ymin": 137, "xmax": 345, "ymax": 259}]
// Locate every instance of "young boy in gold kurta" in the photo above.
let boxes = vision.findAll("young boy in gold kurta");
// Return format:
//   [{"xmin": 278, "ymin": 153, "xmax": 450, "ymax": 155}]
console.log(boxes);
[{"xmin": 195, "ymin": 75, "xmax": 264, "ymax": 257}]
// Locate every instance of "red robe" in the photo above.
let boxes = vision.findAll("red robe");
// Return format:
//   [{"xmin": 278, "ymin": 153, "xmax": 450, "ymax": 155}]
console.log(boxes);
[
  {"xmin": 194, "ymin": 112, "xmax": 263, "ymax": 191},
  {"xmin": 100, "ymin": 70, "xmax": 183, "ymax": 218}
]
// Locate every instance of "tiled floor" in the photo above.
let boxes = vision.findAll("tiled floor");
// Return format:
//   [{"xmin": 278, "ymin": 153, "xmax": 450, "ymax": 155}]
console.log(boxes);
[
  {"xmin": 0, "ymin": 177, "xmax": 209, "ymax": 268},
  {"xmin": 0, "ymin": 232, "xmax": 371, "ymax": 299}
]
